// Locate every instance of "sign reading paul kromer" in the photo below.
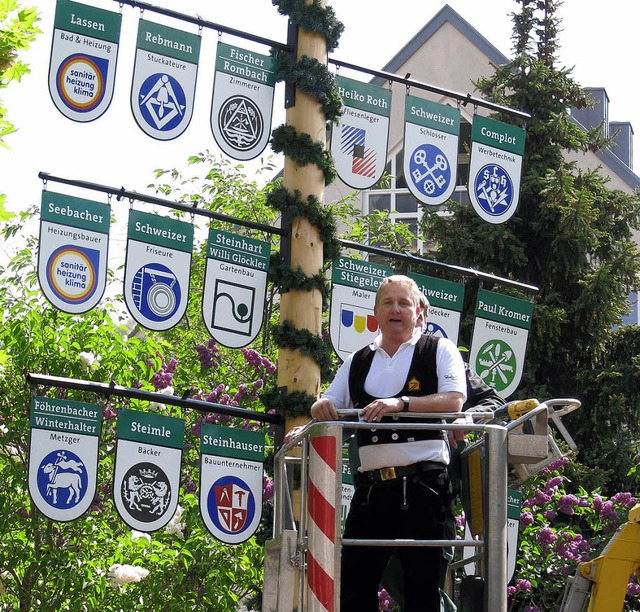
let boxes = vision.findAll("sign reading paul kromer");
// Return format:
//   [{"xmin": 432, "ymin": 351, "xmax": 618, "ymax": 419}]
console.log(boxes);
[
  {"xmin": 49, "ymin": 0, "xmax": 121, "ymax": 122},
  {"xmin": 113, "ymin": 409, "xmax": 184, "ymax": 532},
  {"xmin": 200, "ymin": 424, "xmax": 265, "ymax": 544},
  {"xmin": 28, "ymin": 396, "xmax": 102, "ymax": 522},
  {"xmin": 38, "ymin": 191, "xmax": 110, "ymax": 314},
  {"xmin": 202, "ymin": 229, "xmax": 270, "ymax": 349}
]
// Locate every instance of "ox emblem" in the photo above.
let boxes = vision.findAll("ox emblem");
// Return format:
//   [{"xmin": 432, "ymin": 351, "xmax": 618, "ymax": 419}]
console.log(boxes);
[
  {"xmin": 37, "ymin": 450, "xmax": 88, "ymax": 508},
  {"xmin": 214, "ymin": 480, "xmax": 252, "ymax": 534},
  {"xmin": 120, "ymin": 462, "xmax": 172, "ymax": 523}
]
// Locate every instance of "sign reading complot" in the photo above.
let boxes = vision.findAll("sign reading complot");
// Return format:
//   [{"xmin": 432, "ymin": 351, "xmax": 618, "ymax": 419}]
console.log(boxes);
[{"xmin": 48, "ymin": 0, "xmax": 121, "ymax": 122}]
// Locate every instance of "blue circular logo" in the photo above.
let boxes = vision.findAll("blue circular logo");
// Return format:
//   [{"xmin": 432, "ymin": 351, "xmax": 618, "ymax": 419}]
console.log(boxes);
[
  {"xmin": 408, "ymin": 144, "xmax": 451, "ymax": 198},
  {"xmin": 474, "ymin": 164, "xmax": 513, "ymax": 216},
  {"xmin": 37, "ymin": 450, "xmax": 88, "ymax": 509},
  {"xmin": 132, "ymin": 262, "xmax": 181, "ymax": 323},
  {"xmin": 208, "ymin": 475, "xmax": 256, "ymax": 535},
  {"xmin": 138, "ymin": 73, "xmax": 186, "ymax": 131},
  {"xmin": 424, "ymin": 321, "xmax": 448, "ymax": 338}
]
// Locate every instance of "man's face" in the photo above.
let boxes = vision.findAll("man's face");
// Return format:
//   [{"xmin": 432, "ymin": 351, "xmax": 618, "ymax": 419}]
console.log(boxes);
[{"xmin": 374, "ymin": 283, "xmax": 418, "ymax": 341}]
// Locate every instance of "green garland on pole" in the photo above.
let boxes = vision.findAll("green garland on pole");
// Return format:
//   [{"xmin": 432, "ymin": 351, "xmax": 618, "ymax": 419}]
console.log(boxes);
[
  {"xmin": 272, "ymin": 320, "xmax": 333, "ymax": 381},
  {"xmin": 272, "ymin": 0, "xmax": 344, "ymax": 52},
  {"xmin": 260, "ymin": 386, "xmax": 316, "ymax": 420},
  {"xmin": 269, "ymin": 253, "xmax": 329, "ymax": 306}
]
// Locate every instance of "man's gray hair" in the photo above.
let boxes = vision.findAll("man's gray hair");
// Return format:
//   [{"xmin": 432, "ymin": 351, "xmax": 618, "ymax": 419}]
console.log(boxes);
[{"xmin": 375, "ymin": 275, "xmax": 424, "ymax": 307}]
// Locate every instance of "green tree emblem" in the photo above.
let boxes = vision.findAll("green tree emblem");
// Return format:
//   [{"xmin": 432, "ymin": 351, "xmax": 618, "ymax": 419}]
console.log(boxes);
[{"xmin": 475, "ymin": 339, "xmax": 517, "ymax": 391}]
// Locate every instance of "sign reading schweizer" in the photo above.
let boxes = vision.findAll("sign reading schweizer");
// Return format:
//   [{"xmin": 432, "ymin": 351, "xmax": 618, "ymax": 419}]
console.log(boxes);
[
  {"xmin": 130, "ymin": 20, "xmax": 201, "ymax": 140},
  {"xmin": 113, "ymin": 409, "xmax": 184, "ymax": 532},
  {"xmin": 202, "ymin": 229, "xmax": 270, "ymax": 348},
  {"xmin": 38, "ymin": 191, "xmax": 110, "ymax": 314},
  {"xmin": 211, "ymin": 42, "xmax": 276, "ymax": 161},
  {"xmin": 468, "ymin": 115, "xmax": 526, "ymax": 224},
  {"xmin": 331, "ymin": 76, "xmax": 391, "ymax": 190},
  {"xmin": 49, "ymin": 0, "xmax": 121, "ymax": 122},
  {"xmin": 124, "ymin": 209, "xmax": 194, "ymax": 331},
  {"xmin": 404, "ymin": 96, "xmax": 460, "ymax": 206},
  {"xmin": 200, "ymin": 424, "xmax": 264, "ymax": 544},
  {"xmin": 28, "ymin": 396, "xmax": 101, "ymax": 522}
]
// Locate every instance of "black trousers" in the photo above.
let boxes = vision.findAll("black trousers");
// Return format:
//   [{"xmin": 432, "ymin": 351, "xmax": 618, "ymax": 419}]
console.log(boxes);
[{"xmin": 341, "ymin": 467, "xmax": 450, "ymax": 611}]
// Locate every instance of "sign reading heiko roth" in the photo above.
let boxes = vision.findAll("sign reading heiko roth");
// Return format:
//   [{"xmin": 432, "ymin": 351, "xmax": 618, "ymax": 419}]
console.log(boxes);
[
  {"xmin": 331, "ymin": 76, "xmax": 392, "ymax": 190},
  {"xmin": 200, "ymin": 424, "xmax": 265, "ymax": 544},
  {"xmin": 38, "ymin": 191, "xmax": 110, "ymax": 314},
  {"xmin": 124, "ymin": 209, "xmax": 194, "ymax": 331},
  {"xmin": 469, "ymin": 289, "xmax": 534, "ymax": 398},
  {"xmin": 468, "ymin": 115, "xmax": 526, "ymax": 224},
  {"xmin": 113, "ymin": 409, "xmax": 184, "ymax": 532},
  {"xmin": 202, "ymin": 229, "xmax": 270, "ymax": 348},
  {"xmin": 28, "ymin": 396, "xmax": 102, "ymax": 522},
  {"xmin": 329, "ymin": 257, "xmax": 391, "ymax": 362},
  {"xmin": 130, "ymin": 20, "xmax": 201, "ymax": 140},
  {"xmin": 48, "ymin": 0, "xmax": 121, "ymax": 122}
]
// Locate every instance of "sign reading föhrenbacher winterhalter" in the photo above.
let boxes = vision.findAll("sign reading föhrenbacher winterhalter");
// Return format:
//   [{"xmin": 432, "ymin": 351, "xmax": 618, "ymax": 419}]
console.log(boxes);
[
  {"xmin": 124, "ymin": 209, "xmax": 194, "ymax": 331},
  {"xmin": 199, "ymin": 424, "xmax": 264, "ymax": 544},
  {"xmin": 113, "ymin": 409, "xmax": 184, "ymax": 532},
  {"xmin": 329, "ymin": 256, "xmax": 392, "ymax": 362},
  {"xmin": 409, "ymin": 272, "xmax": 464, "ymax": 346},
  {"xmin": 38, "ymin": 191, "xmax": 110, "ymax": 314},
  {"xmin": 331, "ymin": 76, "xmax": 392, "ymax": 190},
  {"xmin": 403, "ymin": 96, "xmax": 460, "ymax": 206},
  {"xmin": 202, "ymin": 229, "xmax": 270, "ymax": 349},
  {"xmin": 130, "ymin": 20, "xmax": 201, "ymax": 141},
  {"xmin": 468, "ymin": 115, "xmax": 526, "ymax": 224},
  {"xmin": 469, "ymin": 289, "xmax": 534, "ymax": 399},
  {"xmin": 28, "ymin": 396, "xmax": 101, "ymax": 522},
  {"xmin": 211, "ymin": 42, "xmax": 276, "ymax": 161},
  {"xmin": 48, "ymin": 0, "xmax": 121, "ymax": 122}
]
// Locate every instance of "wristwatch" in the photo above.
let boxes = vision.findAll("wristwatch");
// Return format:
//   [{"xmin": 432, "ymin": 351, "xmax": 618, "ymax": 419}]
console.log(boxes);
[{"xmin": 401, "ymin": 396, "xmax": 410, "ymax": 412}]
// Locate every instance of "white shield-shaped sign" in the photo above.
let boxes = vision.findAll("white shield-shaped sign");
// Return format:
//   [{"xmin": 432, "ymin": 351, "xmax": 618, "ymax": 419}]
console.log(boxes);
[
  {"xmin": 468, "ymin": 115, "xmax": 526, "ymax": 224},
  {"xmin": 470, "ymin": 290, "xmax": 534, "ymax": 399},
  {"xmin": 403, "ymin": 96, "xmax": 460, "ymax": 206},
  {"xmin": 331, "ymin": 76, "xmax": 391, "ymax": 190},
  {"xmin": 130, "ymin": 19, "xmax": 201, "ymax": 140},
  {"xmin": 124, "ymin": 209, "xmax": 194, "ymax": 331},
  {"xmin": 113, "ymin": 409, "xmax": 184, "ymax": 532},
  {"xmin": 38, "ymin": 191, "xmax": 110, "ymax": 314},
  {"xmin": 202, "ymin": 229, "xmax": 270, "ymax": 348},
  {"xmin": 28, "ymin": 396, "xmax": 101, "ymax": 522},
  {"xmin": 48, "ymin": 0, "xmax": 121, "ymax": 122},
  {"xmin": 409, "ymin": 272, "xmax": 464, "ymax": 346},
  {"xmin": 329, "ymin": 257, "xmax": 391, "ymax": 362},
  {"xmin": 210, "ymin": 42, "xmax": 276, "ymax": 161},
  {"xmin": 200, "ymin": 424, "xmax": 264, "ymax": 544}
]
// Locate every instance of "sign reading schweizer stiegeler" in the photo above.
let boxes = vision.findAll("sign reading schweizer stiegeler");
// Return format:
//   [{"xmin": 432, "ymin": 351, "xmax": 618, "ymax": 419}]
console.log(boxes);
[
  {"xmin": 211, "ymin": 42, "xmax": 276, "ymax": 161},
  {"xmin": 329, "ymin": 257, "xmax": 391, "ymax": 362},
  {"xmin": 403, "ymin": 96, "xmax": 460, "ymax": 206},
  {"xmin": 200, "ymin": 424, "xmax": 264, "ymax": 544},
  {"xmin": 124, "ymin": 209, "xmax": 194, "ymax": 331},
  {"xmin": 113, "ymin": 409, "xmax": 184, "ymax": 532},
  {"xmin": 331, "ymin": 76, "xmax": 392, "ymax": 189},
  {"xmin": 202, "ymin": 229, "xmax": 270, "ymax": 348},
  {"xmin": 469, "ymin": 289, "xmax": 534, "ymax": 399},
  {"xmin": 48, "ymin": 0, "xmax": 121, "ymax": 122},
  {"xmin": 38, "ymin": 191, "xmax": 110, "ymax": 314},
  {"xmin": 130, "ymin": 20, "xmax": 201, "ymax": 140},
  {"xmin": 468, "ymin": 115, "xmax": 526, "ymax": 224},
  {"xmin": 28, "ymin": 396, "xmax": 101, "ymax": 522}
]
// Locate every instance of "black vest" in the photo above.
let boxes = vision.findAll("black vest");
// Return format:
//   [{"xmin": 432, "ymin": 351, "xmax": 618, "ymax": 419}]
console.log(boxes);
[{"xmin": 348, "ymin": 335, "xmax": 445, "ymax": 447}]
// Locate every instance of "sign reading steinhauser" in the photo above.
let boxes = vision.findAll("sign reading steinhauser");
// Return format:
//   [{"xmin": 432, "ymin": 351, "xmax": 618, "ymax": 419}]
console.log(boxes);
[
  {"xmin": 403, "ymin": 96, "xmax": 460, "ymax": 206},
  {"xmin": 409, "ymin": 272, "xmax": 464, "ymax": 346},
  {"xmin": 202, "ymin": 229, "xmax": 270, "ymax": 348},
  {"xmin": 329, "ymin": 257, "xmax": 391, "ymax": 362},
  {"xmin": 28, "ymin": 396, "xmax": 101, "ymax": 522},
  {"xmin": 469, "ymin": 289, "xmax": 534, "ymax": 399},
  {"xmin": 200, "ymin": 424, "xmax": 264, "ymax": 544},
  {"xmin": 124, "ymin": 209, "xmax": 194, "ymax": 331},
  {"xmin": 331, "ymin": 76, "xmax": 392, "ymax": 190},
  {"xmin": 130, "ymin": 19, "xmax": 201, "ymax": 140},
  {"xmin": 468, "ymin": 115, "xmax": 526, "ymax": 224},
  {"xmin": 48, "ymin": 0, "xmax": 121, "ymax": 122},
  {"xmin": 113, "ymin": 409, "xmax": 184, "ymax": 532},
  {"xmin": 211, "ymin": 42, "xmax": 276, "ymax": 161},
  {"xmin": 38, "ymin": 191, "xmax": 110, "ymax": 314}
]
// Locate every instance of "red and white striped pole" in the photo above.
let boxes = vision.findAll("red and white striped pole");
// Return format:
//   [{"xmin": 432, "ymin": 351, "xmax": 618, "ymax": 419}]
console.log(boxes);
[{"xmin": 307, "ymin": 425, "xmax": 342, "ymax": 611}]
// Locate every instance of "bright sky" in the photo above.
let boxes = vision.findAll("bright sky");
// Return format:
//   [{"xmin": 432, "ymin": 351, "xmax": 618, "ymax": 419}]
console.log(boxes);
[{"xmin": 1, "ymin": 0, "xmax": 638, "ymax": 228}]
